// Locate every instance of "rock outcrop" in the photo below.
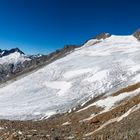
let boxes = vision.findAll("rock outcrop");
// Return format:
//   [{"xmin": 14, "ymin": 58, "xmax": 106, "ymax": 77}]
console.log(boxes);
[
  {"xmin": 133, "ymin": 29, "xmax": 140, "ymax": 41},
  {"xmin": 95, "ymin": 32, "xmax": 111, "ymax": 40},
  {"xmin": 0, "ymin": 48, "xmax": 24, "ymax": 57}
]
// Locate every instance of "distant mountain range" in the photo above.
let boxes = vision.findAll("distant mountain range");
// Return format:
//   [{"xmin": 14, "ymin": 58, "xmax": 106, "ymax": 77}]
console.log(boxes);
[
  {"xmin": 0, "ymin": 48, "xmax": 24, "ymax": 57},
  {"xmin": 0, "ymin": 44, "xmax": 79, "ymax": 84}
]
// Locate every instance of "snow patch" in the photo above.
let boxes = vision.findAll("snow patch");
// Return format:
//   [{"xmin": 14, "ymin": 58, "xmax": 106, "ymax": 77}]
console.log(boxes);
[
  {"xmin": 94, "ymin": 88, "xmax": 140, "ymax": 113},
  {"xmin": 80, "ymin": 113, "xmax": 95, "ymax": 122},
  {"xmin": 117, "ymin": 103, "xmax": 140, "ymax": 122},
  {"xmin": 85, "ymin": 103, "xmax": 140, "ymax": 136},
  {"xmin": 0, "ymin": 127, "xmax": 4, "ymax": 130},
  {"xmin": 18, "ymin": 131, "xmax": 22, "ymax": 135},
  {"xmin": 78, "ymin": 87, "xmax": 140, "ymax": 113},
  {"xmin": 62, "ymin": 121, "xmax": 71, "ymax": 126},
  {"xmin": 42, "ymin": 111, "xmax": 56, "ymax": 119}
]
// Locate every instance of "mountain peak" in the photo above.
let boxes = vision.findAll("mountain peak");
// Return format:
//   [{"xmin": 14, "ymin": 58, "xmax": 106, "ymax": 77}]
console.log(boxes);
[
  {"xmin": 0, "ymin": 48, "xmax": 24, "ymax": 57},
  {"xmin": 8, "ymin": 47, "xmax": 24, "ymax": 54}
]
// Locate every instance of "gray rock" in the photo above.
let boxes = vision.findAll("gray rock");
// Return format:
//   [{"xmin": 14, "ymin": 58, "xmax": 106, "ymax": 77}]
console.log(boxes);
[
  {"xmin": 133, "ymin": 29, "xmax": 140, "ymax": 41},
  {"xmin": 95, "ymin": 33, "xmax": 111, "ymax": 40}
]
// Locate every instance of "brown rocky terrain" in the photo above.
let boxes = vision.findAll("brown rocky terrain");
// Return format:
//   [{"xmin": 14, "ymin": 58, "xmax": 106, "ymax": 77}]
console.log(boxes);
[{"xmin": 0, "ymin": 82, "xmax": 140, "ymax": 140}]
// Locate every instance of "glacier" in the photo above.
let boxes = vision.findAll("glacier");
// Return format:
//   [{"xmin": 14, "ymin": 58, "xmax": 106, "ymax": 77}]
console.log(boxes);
[
  {"xmin": 0, "ymin": 35, "xmax": 140, "ymax": 120},
  {"xmin": 0, "ymin": 52, "xmax": 30, "ymax": 65}
]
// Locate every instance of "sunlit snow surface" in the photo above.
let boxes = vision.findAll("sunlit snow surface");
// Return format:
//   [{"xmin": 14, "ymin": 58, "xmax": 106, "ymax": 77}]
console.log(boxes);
[
  {"xmin": 0, "ymin": 52, "xmax": 30, "ymax": 65},
  {"xmin": 0, "ymin": 35, "xmax": 140, "ymax": 120}
]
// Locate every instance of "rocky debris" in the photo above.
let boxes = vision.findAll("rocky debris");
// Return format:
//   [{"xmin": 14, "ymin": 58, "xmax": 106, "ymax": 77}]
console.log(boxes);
[
  {"xmin": 133, "ymin": 28, "xmax": 140, "ymax": 41},
  {"xmin": 91, "ymin": 109, "xmax": 140, "ymax": 140},
  {"xmin": 6, "ymin": 132, "xmax": 19, "ymax": 140},
  {"xmin": 0, "ymin": 83, "xmax": 140, "ymax": 140}
]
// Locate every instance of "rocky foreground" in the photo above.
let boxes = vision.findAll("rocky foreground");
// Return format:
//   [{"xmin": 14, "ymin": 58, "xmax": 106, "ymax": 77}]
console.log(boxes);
[{"xmin": 0, "ymin": 82, "xmax": 140, "ymax": 140}]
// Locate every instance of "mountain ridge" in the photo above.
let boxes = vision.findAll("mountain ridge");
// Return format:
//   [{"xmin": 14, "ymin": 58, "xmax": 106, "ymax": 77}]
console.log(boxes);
[
  {"xmin": 0, "ymin": 47, "xmax": 24, "ymax": 57},
  {"xmin": 1, "ymin": 31, "xmax": 140, "ymax": 139},
  {"xmin": 0, "ymin": 34, "xmax": 140, "ymax": 120}
]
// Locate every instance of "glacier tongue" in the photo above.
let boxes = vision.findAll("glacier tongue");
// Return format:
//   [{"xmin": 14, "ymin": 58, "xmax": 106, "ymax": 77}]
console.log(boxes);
[{"xmin": 0, "ymin": 35, "xmax": 140, "ymax": 120}]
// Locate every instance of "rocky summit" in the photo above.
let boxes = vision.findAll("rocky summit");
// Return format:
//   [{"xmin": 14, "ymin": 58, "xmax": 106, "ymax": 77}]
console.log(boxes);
[
  {"xmin": 0, "ymin": 48, "xmax": 24, "ymax": 57},
  {"xmin": 0, "ymin": 30, "xmax": 140, "ymax": 139}
]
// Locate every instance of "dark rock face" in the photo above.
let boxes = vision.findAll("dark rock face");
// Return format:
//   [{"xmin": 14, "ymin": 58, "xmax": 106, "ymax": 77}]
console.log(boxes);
[
  {"xmin": 133, "ymin": 29, "xmax": 140, "ymax": 41},
  {"xmin": 95, "ymin": 32, "xmax": 111, "ymax": 40},
  {"xmin": 0, "ymin": 48, "xmax": 24, "ymax": 57}
]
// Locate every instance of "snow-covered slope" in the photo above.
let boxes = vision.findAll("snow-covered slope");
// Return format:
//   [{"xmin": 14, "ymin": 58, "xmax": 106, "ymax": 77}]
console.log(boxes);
[
  {"xmin": 0, "ymin": 52, "xmax": 30, "ymax": 65},
  {"xmin": 0, "ymin": 35, "xmax": 140, "ymax": 120}
]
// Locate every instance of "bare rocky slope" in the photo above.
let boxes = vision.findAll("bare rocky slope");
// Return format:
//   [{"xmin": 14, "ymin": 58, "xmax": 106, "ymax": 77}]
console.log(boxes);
[
  {"xmin": 1, "ymin": 82, "xmax": 140, "ymax": 140},
  {"xmin": 0, "ymin": 31, "xmax": 140, "ymax": 139}
]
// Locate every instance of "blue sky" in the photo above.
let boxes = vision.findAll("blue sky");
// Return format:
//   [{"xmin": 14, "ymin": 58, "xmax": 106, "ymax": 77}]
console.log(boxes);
[{"xmin": 0, "ymin": 0, "xmax": 140, "ymax": 54}]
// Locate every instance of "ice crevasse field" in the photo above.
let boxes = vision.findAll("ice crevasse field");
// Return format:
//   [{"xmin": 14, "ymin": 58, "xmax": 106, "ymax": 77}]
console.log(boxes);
[{"xmin": 0, "ymin": 35, "xmax": 140, "ymax": 120}]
